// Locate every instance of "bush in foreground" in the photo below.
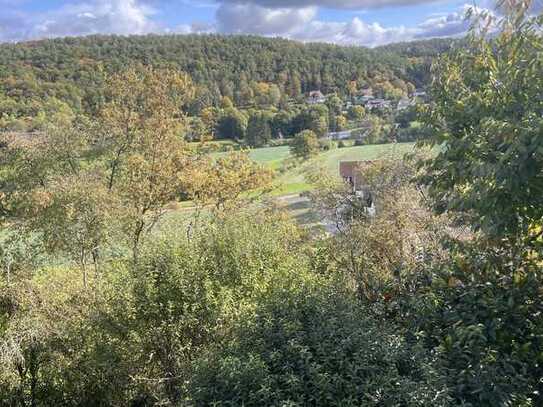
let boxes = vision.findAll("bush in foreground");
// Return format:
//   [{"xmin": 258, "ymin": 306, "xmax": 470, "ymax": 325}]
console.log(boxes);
[{"xmin": 190, "ymin": 280, "xmax": 451, "ymax": 406}]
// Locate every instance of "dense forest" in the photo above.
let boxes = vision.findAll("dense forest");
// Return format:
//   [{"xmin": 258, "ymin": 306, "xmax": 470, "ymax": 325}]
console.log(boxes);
[{"xmin": 0, "ymin": 34, "xmax": 453, "ymax": 129}]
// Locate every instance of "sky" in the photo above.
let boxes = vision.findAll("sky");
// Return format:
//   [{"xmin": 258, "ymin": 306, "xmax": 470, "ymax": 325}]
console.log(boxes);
[{"xmin": 0, "ymin": 0, "xmax": 524, "ymax": 46}]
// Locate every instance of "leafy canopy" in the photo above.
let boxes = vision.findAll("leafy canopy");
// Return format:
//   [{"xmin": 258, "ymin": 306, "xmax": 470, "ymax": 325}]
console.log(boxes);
[{"xmin": 419, "ymin": 5, "xmax": 543, "ymax": 246}]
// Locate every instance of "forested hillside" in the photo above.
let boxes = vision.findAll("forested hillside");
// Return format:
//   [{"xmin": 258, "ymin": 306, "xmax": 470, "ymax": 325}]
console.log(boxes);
[{"xmin": 0, "ymin": 34, "xmax": 452, "ymax": 127}]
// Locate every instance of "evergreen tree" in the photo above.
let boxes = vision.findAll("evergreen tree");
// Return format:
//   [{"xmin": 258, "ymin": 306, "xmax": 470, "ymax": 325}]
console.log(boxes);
[
  {"xmin": 216, "ymin": 108, "xmax": 247, "ymax": 140},
  {"xmin": 246, "ymin": 112, "xmax": 272, "ymax": 147}
]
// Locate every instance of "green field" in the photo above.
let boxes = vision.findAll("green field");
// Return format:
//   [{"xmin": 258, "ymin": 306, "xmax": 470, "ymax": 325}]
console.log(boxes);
[
  {"xmin": 263, "ymin": 143, "xmax": 417, "ymax": 196},
  {"xmin": 247, "ymin": 146, "xmax": 291, "ymax": 170},
  {"xmin": 212, "ymin": 145, "xmax": 291, "ymax": 170},
  {"xmin": 210, "ymin": 142, "xmax": 418, "ymax": 197}
]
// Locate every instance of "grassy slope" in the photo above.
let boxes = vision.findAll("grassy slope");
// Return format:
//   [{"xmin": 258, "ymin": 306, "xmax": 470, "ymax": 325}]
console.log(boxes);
[
  {"xmin": 210, "ymin": 146, "xmax": 291, "ymax": 170},
  {"xmin": 164, "ymin": 142, "xmax": 417, "ymax": 229},
  {"xmin": 268, "ymin": 143, "xmax": 416, "ymax": 196},
  {"xmin": 247, "ymin": 146, "xmax": 291, "ymax": 170},
  {"xmin": 207, "ymin": 142, "xmax": 416, "ymax": 196}
]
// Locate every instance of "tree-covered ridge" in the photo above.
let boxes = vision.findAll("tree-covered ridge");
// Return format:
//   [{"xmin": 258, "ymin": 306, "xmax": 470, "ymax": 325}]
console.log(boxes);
[
  {"xmin": 0, "ymin": 34, "xmax": 447, "ymax": 125},
  {"xmin": 375, "ymin": 37, "xmax": 459, "ymax": 58}
]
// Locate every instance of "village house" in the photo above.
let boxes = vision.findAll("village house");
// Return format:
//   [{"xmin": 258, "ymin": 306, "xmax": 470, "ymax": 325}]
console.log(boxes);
[
  {"xmin": 340, "ymin": 161, "xmax": 366, "ymax": 191},
  {"xmin": 339, "ymin": 160, "xmax": 375, "ymax": 214},
  {"xmin": 307, "ymin": 90, "xmax": 326, "ymax": 104},
  {"xmin": 354, "ymin": 95, "xmax": 374, "ymax": 105},
  {"xmin": 366, "ymin": 98, "xmax": 391, "ymax": 110}
]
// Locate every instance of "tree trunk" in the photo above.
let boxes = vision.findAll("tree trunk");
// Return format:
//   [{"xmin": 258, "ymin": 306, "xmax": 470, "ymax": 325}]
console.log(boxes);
[
  {"xmin": 81, "ymin": 250, "xmax": 88, "ymax": 289},
  {"xmin": 132, "ymin": 220, "xmax": 145, "ymax": 265},
  {"xmin": 29, "ymin": 346, "xmax": 38, "ymax": 407},
  {"xmin": 92, "ymin": 247, "xmax": 100, "ymax": 294}
]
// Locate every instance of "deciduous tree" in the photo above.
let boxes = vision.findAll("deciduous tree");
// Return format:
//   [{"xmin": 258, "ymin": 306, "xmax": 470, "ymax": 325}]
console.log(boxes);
[
  {"xmin": 183, "ymin": 152, "xmax": 273, "ymax": 210},
  {"xmin": 291, "ymin": 130, "xmax": 320, "ymax": 160},
  {"xmin": 216, "ymin": 108, "xmax": 247, "ymax": 140},
  {"xmin": 419, "ymin": 4, "xmax": 543, "ymax": 246}
]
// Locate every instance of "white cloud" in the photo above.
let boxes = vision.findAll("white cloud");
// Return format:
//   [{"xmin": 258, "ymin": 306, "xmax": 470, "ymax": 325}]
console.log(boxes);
[
  {"xmin": 214, "ymin": 2, "xmax": 408, "ymax": 45},
  {"xmin": 290, "ymin": 17, "xmax": 413, "ymax": 46},
  {"xmin": 168, "ymin": 21, "xmax": 215, "ymax": 34},
  {"xmin": 415, "ymin": 5, "xmax": 474, "ymax": 38},
  {"xmin": 0, "ymin": 0, "xmax": 155, "ymax": 42},
  {"xmin": 220, "ymin": 0, "xmax": 441, "ymax": 10},
  {"xmin": 216, "ymin": 2, "xmax": 317, "ymax": 35},
  {"xmin": 0, "ymin": 0, "xmax": 500, "ymax": 46},
  {"xmin": 213, "ymin": 2, "xmax": 491, "ymax": 46}
]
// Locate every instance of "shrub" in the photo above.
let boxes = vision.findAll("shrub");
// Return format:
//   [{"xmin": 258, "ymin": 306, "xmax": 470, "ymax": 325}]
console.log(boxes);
[
  {"xmin": 0, "ymin": 211, "xmax": 307, "ymax": 406},
  {"xmin": 190, "ymin": 281, "xmax": 451, "ymax": 406},
  {"xmin": 0, "ymin": 266, "xmax": 135, "ymax": 406},
  {"xmin": 397, "ymin": 125, "xmax": 433, "ymax": 142},
  {"xmin": 398, "ymin": 247, "xmax": 543, "ymax": 406},
  {"xmin": 354, "ymin": 138, "xmax": 365, "ymax": 146},
  {"xmin": 128, "ymin": 211, "xmax": 307, "ymax": 403},
  {"xmin": 318, "ymin": 138, "xmax": 335, "ymax": 151}
]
